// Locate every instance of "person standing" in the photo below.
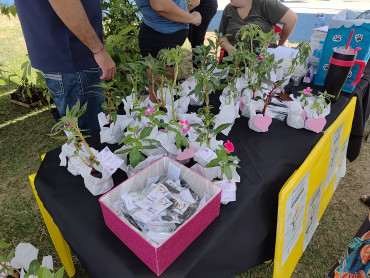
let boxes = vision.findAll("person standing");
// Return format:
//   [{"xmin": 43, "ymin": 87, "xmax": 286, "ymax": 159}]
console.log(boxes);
[
  {"xmin": 219, "ymin": 0, "xmax": 297, "ymax": 55},
  {"xmin": 188, "ymin": 0, "xmax": 218, "ymax": 49},
  {"xmin": 136, "ymin": 0, "xmax": 202, "ymax": 58},
  {"xmin": 14, "ymin": 0, "xmax": 116, "ymax": 133}
]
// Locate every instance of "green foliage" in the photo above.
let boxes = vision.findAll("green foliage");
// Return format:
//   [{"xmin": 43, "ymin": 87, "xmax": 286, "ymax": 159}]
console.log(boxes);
[
  {"xmin": 205, "ymin": 145, "xmax": 240, "ymax": 180},
  {"xmin": 50, "ymin": 100, "xmax": 99, "ymax": 168},
  {"xmin": 310, "ymin": 90, "xmax": 333, "ymax": 115},
  {"xmin": 97, "ymin": 80, "xmax": 125, "ymax": 124},
  {"xmin": 117, "ymin": 125, "xmax": 160, "ymax": 168},
  {"xmin": 0, "ymin": 243, "xmax": 64, "ymax": 278},
  {"xmin": 287, "ymin": 41, "xmax": 311, "ymax": 76},
  {"xmin": 0, "ymin": 4, "xmax": 16, "ymax": 18},
  {"xmin": 159, "ymin": 46, "xmax": 188, "ymax": 121},
  {"xmin": 102, "ymin": 0, "xmax": 141, "ymax": 67}
]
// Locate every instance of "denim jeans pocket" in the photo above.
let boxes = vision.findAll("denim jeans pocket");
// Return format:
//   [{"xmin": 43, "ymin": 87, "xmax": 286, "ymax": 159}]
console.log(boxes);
[
  {"xmin": 41, "ymin": 72, "xmax": 64, "ymax": 97},
  {"xmin": 82, "ymin": 67, "xmax": 101, "ymax": 74}
]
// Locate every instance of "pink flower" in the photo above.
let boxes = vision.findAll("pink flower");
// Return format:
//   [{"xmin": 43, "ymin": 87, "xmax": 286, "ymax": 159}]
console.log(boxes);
[
  {"xmin": 304, "ymin": 87, "xmax": 313, "ymax": 96},
  {"xmin": 224, "ymin": 140, "xmax": 234, "ymax": 152},
  {"xmin": 179, "ymin": 120, "xmax": 190, "ymax": 133},
  {"xmin": 258, "ymin": 54, "xmax": 264, "ymax": 61},
  {"xmin": 145, "ymin": 106, "xmax": 155, "ymax": 116},
  {"xmin": 65, "ymin": 121, "xmax": 71, "ymax": 127}
]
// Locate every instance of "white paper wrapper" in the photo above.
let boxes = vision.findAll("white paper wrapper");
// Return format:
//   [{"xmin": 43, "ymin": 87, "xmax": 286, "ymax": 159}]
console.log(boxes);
[
  {"xmin": 41, "ymin": 255, "xmax": 53, "ymax": 271},
  {"xmin": 214, "ymin": 179, "xmax": 237, "ymax": 205},
  {"xmin": 10, "ymin": 243, "xmax": 38, "ymax": 272},
  {"xmin": 190, "ymin": 163, "xmax": 240, "ymax": 182},
  {"xmin": 214, "ymin": 101, "xmax": 239, "ymax": 136},
  {"xmin": 82, "ymin": 167, "xmax": 114, "ymax": 196},
  {"xmin": 304, "ymin": 99, "xmax": 331, "ymax": 119},
  {"xmin": 286, "ymin": 97, "xmax": 305, "ymax": 129},
  {"xmin": 248, "ymin": 108, "xmax": 272, "ymax": 133},
  {"xmin": 181, "ymin": 76, "xmax": 197, "ymax": 97},
  {"xmin": 165, "ymin": 96, "xmax": 190, "ymax": 120},
  {"xmin": 122, "ymin": 94, "xmax": 136, "ymax": 117},
  {"xmin": 126, "ymin": 154, "xmax": 166, "ymax": 177},
  {"xmin": 59, "ymin": 143, "xmax": 114, "ymax": 195},
  {"xmin": 98, "ymin": 113, "xmax": 133, "ymax": 144},
  {"xmin": 191, "ymin": 163, "xmax": 221, "ymax": 181},
  {"xmin": 157, "ymin": 131, "xmax": 181, "ymax": 156}
]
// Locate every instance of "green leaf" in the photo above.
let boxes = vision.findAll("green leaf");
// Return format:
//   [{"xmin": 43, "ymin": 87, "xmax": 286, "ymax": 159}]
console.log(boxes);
[
  {"xmin": 228, "ymin": 155, "xmax": 240, "ymax": 162},
  {"xmin": 139, "ymin": 127, "xmax": 153, "ymax": 139},
  {"xmin": 28, "ymin": 259, "xmax": 40, "ymax": 275},
  {"xmin": 224, "ymin": 165, "xmax": 233, "ymax": 180},
  {"xmin": 0, "ymin": 254, "xmax": 6, "ymax": 261},
  {"xmin": 212, "ymin": 123, "xmax": 232, "ymax": 136},
  {"xmin": 0, "ymin": 242, "xmax": 9, "ymax": 248},
  {"xmin": 142, "ymin": 145, "xmax": 156, "ymax": 150},
  {"xmin": 129, "ymin": 147, "xmax": 145, "ymax": 168},
  {"xmin": 143, "ymin": 139, "xmax": 160, "ymax": 144},
  {"xmin": 6, "ymin": 248, "xmax": 15, "ymax": 261},
  {"xmin": 38, "ymin": 266, "xmax": 53, "ymax": 278},
  {"xmin": 7, "ymin": 267, "xmax": 14, "ymax": 275},
  {"xmin": 205, "ymin": 158, "xmax": 221, "ymax": 168},
  {"xmin": 175, "ymin": 132, "xmax": 182, "ymax": 149},
  {"xmin": 182, "ymin": 136, "xmax": 189, "ymax": 148},
  {"xmin": 54, "ymin": 267, "xmax": 65, "ymax": 278},
  {"xmin": 115, "ymin": 148, "xmax": 131, "ymax": 154}
]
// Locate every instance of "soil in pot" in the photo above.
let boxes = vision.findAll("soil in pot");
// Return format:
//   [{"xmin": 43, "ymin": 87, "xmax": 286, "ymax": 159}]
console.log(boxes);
[
  {"xmin": 10, "ymin": 84, "xmax": 49, "ymax": 108},
  {"xmin": 90, "ymin": 168, "xmax": 103, "ymax": 179}
]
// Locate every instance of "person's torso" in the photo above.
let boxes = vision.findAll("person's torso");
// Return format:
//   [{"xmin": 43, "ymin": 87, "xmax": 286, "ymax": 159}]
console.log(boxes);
[
  {"xmin": 14, "ymin": 0, "xmax": 102, "ymax": 72},
  {"xmin": 135, "ymin": 0, "xmax": 189, "ymax": 34},
  {"xmin": 224, "ymin": 0, "xmax": 276, "ymax": 44}
]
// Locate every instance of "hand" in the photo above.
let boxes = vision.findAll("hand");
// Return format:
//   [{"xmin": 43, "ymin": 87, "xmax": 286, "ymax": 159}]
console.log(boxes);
[
  {"xmin": 94, "ymin": 48, "xmax": 116, "ymax": 80},
  {"xmin": 190, "ymin": 11, "xmax": 202, "ymax": 26}
]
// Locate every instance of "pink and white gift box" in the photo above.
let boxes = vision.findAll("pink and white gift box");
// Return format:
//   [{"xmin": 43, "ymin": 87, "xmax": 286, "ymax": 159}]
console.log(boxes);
[{"xmin": 99, "ymin": 156, "xmax": 221, "ymax": 276}]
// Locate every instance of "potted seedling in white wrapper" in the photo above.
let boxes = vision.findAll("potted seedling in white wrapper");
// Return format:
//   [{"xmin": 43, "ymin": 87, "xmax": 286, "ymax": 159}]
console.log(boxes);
[
  {"xmin": 204, "ymin": 140, "xmax": 240, "ymax": 204},
  {"xmin": 50, "ymin": 100, "xmax": 114, "ymax": 196}
]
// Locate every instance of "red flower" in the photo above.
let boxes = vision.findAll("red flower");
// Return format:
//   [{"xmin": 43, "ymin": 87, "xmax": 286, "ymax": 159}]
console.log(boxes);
[
  {"xmin": 224, "ymin": 140, "xmax": 234, "ymax": 152},
  {"xmin": 258, "ymin": 54, "xmax": 264, "ymax": 61}
]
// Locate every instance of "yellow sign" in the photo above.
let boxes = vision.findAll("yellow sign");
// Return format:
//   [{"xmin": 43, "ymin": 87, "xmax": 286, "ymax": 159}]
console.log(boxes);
[{"xmin": 273, "ymin": 97, "xmax": 356, "ymax": 278}]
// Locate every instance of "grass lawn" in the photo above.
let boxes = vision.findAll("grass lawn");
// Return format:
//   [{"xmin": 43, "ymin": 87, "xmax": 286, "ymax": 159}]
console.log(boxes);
[{"xmin": 0, "ymin": 14, "xmax": 369, "ymax": 278}]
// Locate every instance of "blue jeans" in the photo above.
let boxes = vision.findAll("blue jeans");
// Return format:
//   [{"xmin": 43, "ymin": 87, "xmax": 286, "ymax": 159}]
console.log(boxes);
[{"xmin": 41, "ymin": 67, "xmax": 105, "ymax": 134}]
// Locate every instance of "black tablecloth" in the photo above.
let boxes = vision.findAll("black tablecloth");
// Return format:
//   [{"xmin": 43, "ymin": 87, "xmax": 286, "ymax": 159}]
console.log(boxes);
[
  {"xmin": 35, "ymin": 83, "xmax": 359, "ymax": 277},
  {"xmin": 343, "ymin": 61, "xmax": 370, "ymax": 161}
]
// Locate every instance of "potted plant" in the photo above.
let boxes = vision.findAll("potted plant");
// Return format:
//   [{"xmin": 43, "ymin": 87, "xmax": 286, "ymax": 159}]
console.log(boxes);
[
  {"xmin": 0, "ymin": 242, "xmax": 64, "ymax": 278},
  {"xmin": 205, "ymin": 140, "xmax": 240, "ymax": 181},
  {"xmin": 300, "ymin": 89, "xmax": 333, "ymax": 133},
  {"xmin": 9, "ymin": 59, "xmax": 51, "ymax": 109},
  {"xmin": 116, "ymin": 125, "xmax": 160, "ymax": 169},
  {"xmin": 50, "ymin": 100, "xmax": 114, "ymax": 195}
]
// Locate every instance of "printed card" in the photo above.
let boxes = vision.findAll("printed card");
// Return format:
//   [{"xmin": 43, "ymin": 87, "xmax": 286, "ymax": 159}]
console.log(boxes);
[
  {"xmin": 198, "ymin": 148, "xmax": 217, "ymax": 163},
  {"xmin": 97, "ymin": 146, "xmax": 124, "ymax": 174},
  {"xmin": 147, "ymin": 197, "xmax": 173, "ymax": 215},
  {"xmin": 121, "ymin": 194, "xmax": 139, "ymax": 211},
  {"xmin": 147, "ymin": 183, "xmax": 170, "ymax": 202},
  {"xmin": 171, "ymin": 196, "xmax": 190, "ymax": 215},
  {"xmin": 133, "ymin": 209, "xmax": 157, "ymax": 223}
]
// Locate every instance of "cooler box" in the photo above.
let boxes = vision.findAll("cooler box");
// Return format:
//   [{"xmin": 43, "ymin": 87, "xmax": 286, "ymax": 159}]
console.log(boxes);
[
  {"xmin": 99, "ymin": 156, "xmax": 222, "ymax": 276},
  {"xmin": 314, "ymin": 9, "xmax": 370, "ymax": 93}
]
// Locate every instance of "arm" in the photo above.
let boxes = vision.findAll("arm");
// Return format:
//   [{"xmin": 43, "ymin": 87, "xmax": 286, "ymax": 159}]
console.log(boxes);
[
  {"xmin": 48, "ymin": 0, "xmax": 116, "ymax": 80},
  {"xmin": 149, "ymin": 0, "xmax": 202, "ymax": 26},
  {"xmin": 219, "ymin": 37, "xmax": 234, "ymax": 56},
  {"xmin": 278, "ymin": 9, "xmax": 297, "ymax": 46},
  {"xmin": 218, "ymin": 7, "xmax": 234, "ymax": 55}
]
